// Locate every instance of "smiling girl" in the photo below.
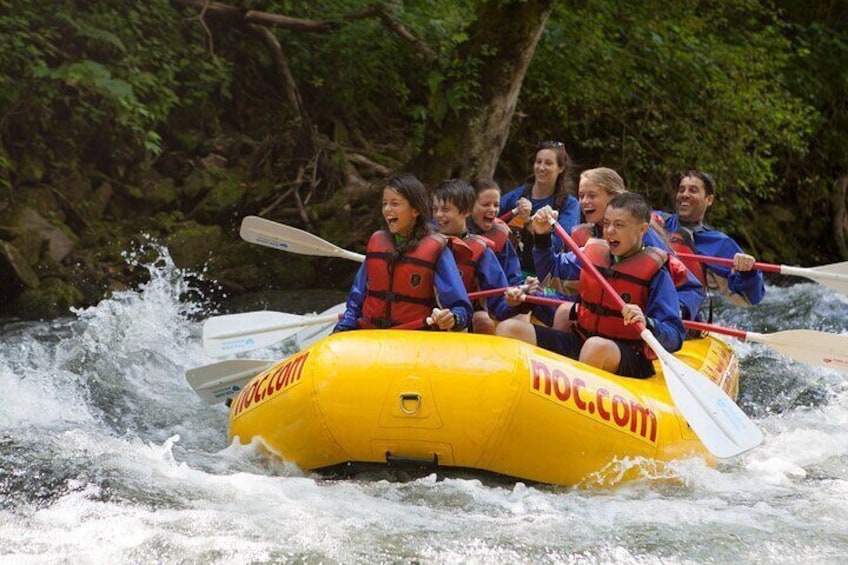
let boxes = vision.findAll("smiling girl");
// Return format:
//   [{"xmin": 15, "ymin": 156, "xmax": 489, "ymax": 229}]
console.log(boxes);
[
  {"xmin": 333, "ymin": 174, "xmax": 472, "ymax": 332},
  {"xmin": 467, "ymin": 179, "xmax": 522, "ymax": 286}
]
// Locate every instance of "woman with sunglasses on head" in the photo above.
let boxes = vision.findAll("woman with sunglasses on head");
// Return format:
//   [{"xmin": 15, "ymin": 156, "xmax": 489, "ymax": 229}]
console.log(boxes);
[{"xmin": 499, "ymin": 141, "xmax": 580, "ymax": 277}]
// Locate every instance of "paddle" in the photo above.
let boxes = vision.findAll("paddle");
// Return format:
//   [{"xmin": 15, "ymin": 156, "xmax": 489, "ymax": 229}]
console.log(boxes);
[
  {"xmin": 203, "ymin": 310, "xmax": 342, "ymax": 357},
  {"xmin": 240, "ymin": 215, "xmax": 365, "ymax": 262},
  {"xmin": 550, "ymin": 222, "xmax": 763, "ymax": 458},
  {"xmin": 203, "ymin": 307, "xmax": 441, "ymax": 356},
  {"xmin": 521, "ymin": 294, "xmax": 848, "ymax": 373},
  {"xmin": 683, "ymin": 321, "xmax": 848, "ymax": 373},
  {"xmin": 186, "ymin": 359, "xmax": 275, "ymax": 405},
  {"xmin": 190, "ymin": 303, "xmax": 349, "ymax": 403},
  {"xmin": 676, "ymin": 252, "xmax": 848, "ymax": 296},
  {"xmin": 240, "ymin": 216, "xmax": 536, "ymax": 298}
]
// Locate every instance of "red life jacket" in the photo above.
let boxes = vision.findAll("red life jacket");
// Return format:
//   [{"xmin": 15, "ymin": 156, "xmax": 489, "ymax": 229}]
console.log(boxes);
[
  {"xmin": 667, "ymin": 231, "xmax": 707, "ymax": 287},
  {"xmin": 574, "ymin": 220, "xmax": 696, "ymax": 294},
  {"xmin": 481, "ymin": 218, "xmax": 510, "ymax": 254},
  {"xmin": 652, "ymin": 212, "xmax": 707, "ymax": 287},
  {"xmin": 359, "ymin": 231, "xmax": 447, "ymax": 329},
  {"xmin": 665, "ymin": 254, "xmax": 695, "ymax": 290},
  {"xmin": 448, "ymin": 234, "xmax": 492, "ymax": 292},
  {"xmin": 570, "ymin": 222, "xmax": 597, "ymax": 247},
  {"xmin": 577, "ymin": 239, "xmax": 666, "ymax": 358}
]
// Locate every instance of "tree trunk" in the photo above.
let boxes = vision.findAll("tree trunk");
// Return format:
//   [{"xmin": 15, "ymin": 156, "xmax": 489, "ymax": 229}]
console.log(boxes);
[
  {"xmin": 408, "ymin": 0, "xmax": 554, "ymax": 185},
  {"xmin": 835, "ymin": 174, "xmax": 848, "ymax": 260}
]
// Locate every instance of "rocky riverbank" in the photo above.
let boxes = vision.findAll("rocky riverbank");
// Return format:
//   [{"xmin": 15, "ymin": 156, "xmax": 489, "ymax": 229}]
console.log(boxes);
[{"xmin": 0, "ymin": 140, "xmax": 363, "ymax": 320}]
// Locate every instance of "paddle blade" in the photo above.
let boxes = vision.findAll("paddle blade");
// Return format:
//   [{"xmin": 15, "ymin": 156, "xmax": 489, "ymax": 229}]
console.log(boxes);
[
  {"xmin": 780, "ymin": 264, "xmax": 848, "ymax": 296},
  {"xmin": 186, "ymin": 359, "xmax": 275, "ymax": 405},
  {"xmin": 746, "ymin": 329, "xmax": 848, "ymax": 373},
  {"xmin": 812, "ymin": 274, "xmax": 848, "ymax": 297},
  {"xmin": 203, "ymin": 311, "xmax": 308, "ymax": 357},
  {"xmin": 240, "ymin": 216, "xmax": 366, "ymax": 262},
  {"xmin": 813, "ymin": 261, "xmax": 848, "ymax": 275},
  {"xmin": 644, "ymin": 331, "xmax": 763, "ymax": 458},
  {"xmin": 203, "ymin": 310, "xmax": 342, "ymax": 357}
]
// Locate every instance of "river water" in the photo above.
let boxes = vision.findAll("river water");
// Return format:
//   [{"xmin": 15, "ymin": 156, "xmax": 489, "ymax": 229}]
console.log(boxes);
[{"xmin": 1, "ymin": 244, "xmax": 846, "ymax": 564}]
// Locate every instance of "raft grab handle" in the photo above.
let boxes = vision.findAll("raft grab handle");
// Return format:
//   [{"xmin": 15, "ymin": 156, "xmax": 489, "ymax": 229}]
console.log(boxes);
[
  {"xmin": 399, "ymin": 393, "xmax": 422, "ymax": 415},
  {"xmin": 385, "ymin": 451, "xmax": 439, "ymax": 468}
]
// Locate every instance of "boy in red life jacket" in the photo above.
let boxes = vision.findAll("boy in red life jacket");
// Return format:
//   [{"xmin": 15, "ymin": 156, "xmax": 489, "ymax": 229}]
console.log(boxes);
[
  {"xmin": 496, "ymin": 193, "xmax": 685, "ymax": 379},
  {"xmin": 333, "ymin": 174, "xmax": 473, "ymax": 332},
  {"xmin": 539, "ymin": 168, "xmax": 704, "ymax": 331},
  {"xmin": 432, "ymin": 179, "xmax": 530, "ymax": 334}
]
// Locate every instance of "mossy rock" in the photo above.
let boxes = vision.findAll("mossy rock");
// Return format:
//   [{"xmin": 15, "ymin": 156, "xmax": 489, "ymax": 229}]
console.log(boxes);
[
  {"xmin": 77, "ymin": 181, "xmax": 113, "ymax": 224},
  {"xmin": 10, "ymin": 277, "xmax": 85, "ymax": 320},
  {"xmin": 15, "ymin": 186, "xmax": 63, "ymax": 221},
  {"xmin": 106, "ymin": 174, "xmax": 179, "ymax": 219},
  {"xmin": 11, "ymin": 208, "xmax": 79, "ymax": 263},
  {"xmin": 189, "ymin": 174, "xmax": 246, "ymax": 223},
  {"xmin": 207, "ymin": 240, "xmax": 318, "ymax": 293},
  {"xmin": 180, "ymin": 168, "xmax": 221, "ymax": 201},
  {"xmin": 0, "ymin": 240, "xmax": 40, "ymax": 289},
  {"xmin": 165, "ymin": 222, "xmax": 224, "ymax": 269}
]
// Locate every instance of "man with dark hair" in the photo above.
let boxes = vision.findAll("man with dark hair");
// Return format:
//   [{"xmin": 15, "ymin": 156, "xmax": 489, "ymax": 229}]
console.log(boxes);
[{"xmin": 654, "ymin": 171, "xmax": 765, "ymax": 306}]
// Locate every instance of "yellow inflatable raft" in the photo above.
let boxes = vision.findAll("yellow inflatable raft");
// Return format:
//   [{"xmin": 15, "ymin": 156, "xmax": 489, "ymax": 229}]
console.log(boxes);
[{"xmin": 227, "ymin": 331, "xmax": 739, "ymax": 487}]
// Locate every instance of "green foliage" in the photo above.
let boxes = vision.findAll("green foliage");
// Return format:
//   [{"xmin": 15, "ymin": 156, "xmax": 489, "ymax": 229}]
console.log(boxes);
[
  {"xmin": 1, "ymin": 0, "xmax": 844, "ymax": 263},
  {"xmin": 511, "ymin": 0, "xmax": 816, "ymax": 229},
  {"xmin": 0, "ymin": 0, "xmax": 231, "ymax": 184},
  {"xmin": 260, "ymin": 0, "xmax": 478, "ymax": 154},
  {"xmin": 778, "ymin": 5, "xmax": 848, "ymax": 203}
]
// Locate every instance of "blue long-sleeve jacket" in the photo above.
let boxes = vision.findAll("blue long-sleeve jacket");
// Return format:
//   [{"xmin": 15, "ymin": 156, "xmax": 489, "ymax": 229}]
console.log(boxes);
[
  {"xmin": 659, "ymin": 213, "xmax": 765, "ymax": 306},
  {"xmin": 334, "ymin": 246, "xmax": 473, "ymax": 332},
  {"xmin": 532, "ymin": 240, "xmax": 685, "ymax": 353},
  {"xmin": 467, "ymin": 222, "xmax": 524, "ymax": 286},
  {"xmin": 472, "ymin": 246, "xmax": 527, "ymax": 321},
  {"xmin": 499, "ymin": 185, "xmax": 580, "ymax": 269}
]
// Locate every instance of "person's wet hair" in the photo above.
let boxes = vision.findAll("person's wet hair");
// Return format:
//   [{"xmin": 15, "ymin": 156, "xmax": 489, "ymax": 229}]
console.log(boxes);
[
  {"xmin": 433, "ymin": 178, "xmax": 475, "ymax": 214},
  {"xmin": 607, "ymin": 192, "xmax": 650, "ymax": 223},
  {"xmin": 471, "ymin": 178, "xmax": 501, "ymax": 196},
  {"xmin": 580, "ymin": 167, "xmax": 626, "ymax": 196},
  {"xmin": 384, "ymin": 173, "xmax": 432, "ymax": 247}
]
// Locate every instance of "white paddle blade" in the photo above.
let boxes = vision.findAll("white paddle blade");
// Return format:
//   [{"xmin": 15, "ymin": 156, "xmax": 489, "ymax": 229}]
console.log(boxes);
[
  {"xmin": 240, "ymin": 216, "xmax": 365, "ymax": 262},
  {"xmin": 642, "ymin": 331, "xmax": 763, "ymax": 458},
  {"xmin": 813, "ymin": 261, "xmax": 848, "ymax": 275},
  {"xmin": 202, "ymin": 311, "xmax": 341, "ymax": 357},
  {"xmin": 186, "ymin": 359, "xmax": 275, "ymax": 405},
  {"xmin": 202, "ymin": 311, "xmax": 307, "ymax": 357},
  {"xmin": 746, "ymin": 329, "xmax": 848, "ymax": 373},
  {"xmin": 781, "ymin": 265, "xmax": 848, "ymax": 296}
]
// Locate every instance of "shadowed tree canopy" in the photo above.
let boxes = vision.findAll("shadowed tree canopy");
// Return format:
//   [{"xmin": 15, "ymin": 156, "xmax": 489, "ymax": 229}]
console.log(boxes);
[
  {"xmin": 171, "ymin": 0, "xmax": 554, "ymax": 188},
  {"xmin": 407, "ymin": 0, "xmax": 555, "ymax": 185}
]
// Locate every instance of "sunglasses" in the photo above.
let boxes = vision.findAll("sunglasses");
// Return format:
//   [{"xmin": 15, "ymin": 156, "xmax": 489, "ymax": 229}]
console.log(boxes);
[{"xmin": 538, "ymin": 140, "xmax": 565, "ymax": 149}]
